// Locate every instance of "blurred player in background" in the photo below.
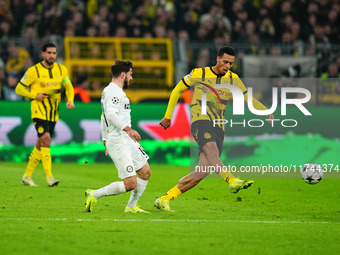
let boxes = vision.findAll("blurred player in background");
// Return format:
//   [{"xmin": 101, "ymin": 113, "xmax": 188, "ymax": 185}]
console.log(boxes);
[
  {"xmin": 15, "ymin": 43, "xmax": 75, "ymax": 187},
  {"xmin": 85, "ymin": 60, "xmax": 151, "ymax": 213},
  {"xmin": 155, "ymin": 46, "xmax": 274, "ymax": 212}
]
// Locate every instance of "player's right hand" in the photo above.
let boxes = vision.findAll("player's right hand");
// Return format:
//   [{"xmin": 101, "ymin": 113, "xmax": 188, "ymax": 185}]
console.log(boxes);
[
  {"xmin": 36, "ymin": 93, "xmax": 48, "ymax": 101},
  {"xmin": 124, "ymin": 126, "xmax": 141, "ymax": 142},
  {"xmin": 159, "ymin": 118, "xmax": 171, "ymax": 130}
]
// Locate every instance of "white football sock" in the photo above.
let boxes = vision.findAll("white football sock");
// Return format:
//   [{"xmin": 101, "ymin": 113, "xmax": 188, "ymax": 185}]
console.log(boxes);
[
  {"xmin": 126, "ymin": 177, "xmax": 148, "ymax": 208},
  {"xmin": 93, "ymin": 181, "xmax": 126, "ymax": 199}
]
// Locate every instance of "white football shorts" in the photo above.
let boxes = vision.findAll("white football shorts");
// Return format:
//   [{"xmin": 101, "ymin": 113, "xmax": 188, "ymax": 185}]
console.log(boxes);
[{"xmin": 106, "ymin": 131, "xmax": 149, "ymax": 179}]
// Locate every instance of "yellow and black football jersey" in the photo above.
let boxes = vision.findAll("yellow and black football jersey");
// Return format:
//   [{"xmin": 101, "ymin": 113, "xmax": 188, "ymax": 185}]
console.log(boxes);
[
  {"xmin": 164, "ymin": 66, "xmax": 268, "ymax": 132},
  {"xmin": 19, "ymin": 62, "xmax": 74, "ymax": 122}
]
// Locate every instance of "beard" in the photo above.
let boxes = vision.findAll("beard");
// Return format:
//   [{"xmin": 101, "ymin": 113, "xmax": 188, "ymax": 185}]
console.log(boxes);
[
  {"xmin": 123, "ymin": 78, "xmax": 129, "ymax": 89},
  {"xmin": 44, "ymin": 58, "xmax": 55, "ymax": 66}
]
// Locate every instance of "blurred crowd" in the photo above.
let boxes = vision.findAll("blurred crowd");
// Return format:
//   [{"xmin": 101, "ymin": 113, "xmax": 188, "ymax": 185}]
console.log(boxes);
[{"xmin": 1, "ymin": 0, "xmax": 340, "ymax": 101}]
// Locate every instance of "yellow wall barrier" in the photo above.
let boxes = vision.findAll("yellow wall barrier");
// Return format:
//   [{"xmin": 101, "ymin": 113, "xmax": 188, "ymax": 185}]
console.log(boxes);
[{"xmin": 64, "ymin": 37, "xmax": 174, "ymax": 102}]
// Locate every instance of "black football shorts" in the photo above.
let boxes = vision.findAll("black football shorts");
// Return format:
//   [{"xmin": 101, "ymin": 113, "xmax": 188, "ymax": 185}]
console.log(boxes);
[
  {"xmin": 191, "ymin": 120, "xmax": 225, "ymax": 155},
  {"xmin": 33, "ymin": 118, "xmax": 56, "ymax": 137}
]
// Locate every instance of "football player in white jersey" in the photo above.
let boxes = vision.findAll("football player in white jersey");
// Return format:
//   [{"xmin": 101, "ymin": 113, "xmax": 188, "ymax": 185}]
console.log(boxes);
[{"xmin": 85, "ymin": 60, "xmax": 151, "ymax": 213}]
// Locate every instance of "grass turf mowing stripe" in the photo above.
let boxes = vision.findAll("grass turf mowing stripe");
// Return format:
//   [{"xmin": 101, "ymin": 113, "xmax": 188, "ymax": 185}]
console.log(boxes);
[{"xmin": 1, "ymin": 218, "xmax": 338, "ymax": 224}]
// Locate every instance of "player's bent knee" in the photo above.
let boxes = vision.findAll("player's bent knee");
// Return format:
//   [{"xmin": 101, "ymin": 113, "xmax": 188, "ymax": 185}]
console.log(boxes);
[
  {"xmin": 137, "ymin": 164, "xmax": 151, "ymax": 180},
  {"xmin": 123, "ymin": 177, "xmax": 137, "ymax": 191}
]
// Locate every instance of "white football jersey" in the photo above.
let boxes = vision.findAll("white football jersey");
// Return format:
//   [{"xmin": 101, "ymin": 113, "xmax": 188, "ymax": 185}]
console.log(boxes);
[{"xmin": 101, "ymin": 82, "xmax": 131, "ymax": 134}]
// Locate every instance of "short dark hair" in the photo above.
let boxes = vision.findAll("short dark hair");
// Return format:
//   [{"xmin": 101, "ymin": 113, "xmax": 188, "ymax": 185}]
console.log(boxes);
[
  {"xmin": 111, "ymin": 60, "xmax": 133, "ymax": 78},
  {"xmin": 217, "ymin": 46, "xmax": 236, "ymax": 57},
  {"xmin": 42, "ymin": 43, "xmax": 57, "ymax": 52}
]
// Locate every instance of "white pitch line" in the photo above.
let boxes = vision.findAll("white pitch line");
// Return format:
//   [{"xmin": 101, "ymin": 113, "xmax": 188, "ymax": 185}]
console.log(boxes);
[{"xmin": 0, "ymin": 218, "xmax": 338, "ymax": 224}]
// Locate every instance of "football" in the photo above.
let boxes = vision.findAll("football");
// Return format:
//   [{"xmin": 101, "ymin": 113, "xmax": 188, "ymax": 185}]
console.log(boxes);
[{"xmin": 301, "ymin": 163, "xmax": 323, "ymax": 184}]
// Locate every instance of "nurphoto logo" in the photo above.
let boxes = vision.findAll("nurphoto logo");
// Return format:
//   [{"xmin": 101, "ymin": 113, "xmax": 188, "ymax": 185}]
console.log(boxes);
[{"xmin": 199, "ymin": 83, "xmax": 312, "ymax": 128}]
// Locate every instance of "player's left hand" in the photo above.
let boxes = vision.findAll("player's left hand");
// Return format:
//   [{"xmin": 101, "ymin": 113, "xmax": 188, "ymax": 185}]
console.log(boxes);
[
  {"xmin": 266, "ymin": 113, "xmax": 274, "ymax": 124},
  {"xmin": 103, "ymin": 140, "xmax": 108, "ymax": 156},
  {"xmin": 66, "ymin": 102, "xmax": 75, "ymax": 109}
]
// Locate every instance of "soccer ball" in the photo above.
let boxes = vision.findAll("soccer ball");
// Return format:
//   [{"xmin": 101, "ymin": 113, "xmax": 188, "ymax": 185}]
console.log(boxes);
[{"xmin": 301, "ymin": 163, "xmax": 323, "ymax": 184}]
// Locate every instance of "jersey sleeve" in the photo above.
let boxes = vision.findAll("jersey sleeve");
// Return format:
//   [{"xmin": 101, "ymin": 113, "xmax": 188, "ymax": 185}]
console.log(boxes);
[
  {"xmin": 233, "ymin": 73, "xmax": 268, "ymax": 111},
  {"xmin": 101, "ymin": 114, "xmax": 108, "ymax": 140},
  {"xmin": 232, "ymin": 73, "xmax": 248, "ymax": 94},
  {"xmin": 19, "ymin": 67, "xmax": 36, "ymax": 87},
  {"xmin": 164, "ymin": 69, "xmax": 198, "ymax": 119},
  {"xmin": 61, "ymin": 65, "xmax": 74, "ymax": 103},
  {"xmin": 103, "ymin": 90, "xmax": 126, "ymax": 130}
]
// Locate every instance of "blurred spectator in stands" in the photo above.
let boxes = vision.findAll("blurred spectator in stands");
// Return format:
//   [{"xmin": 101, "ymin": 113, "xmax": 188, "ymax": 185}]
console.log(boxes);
[
  {"xmin": 123, "ymin": 43, "xmax": 143, "ymax": 61},
  {"xmin": 248, "ymin": 33, "xmax": 260, "ymax": 55},
  {"xmin": 232, "ymin": 9, "xmax": 248, "ymax": 41},
  {"xmin": 302, "ymin": 14, "xmax": 317, "ymax": 40},
  {"xmin": 336, "ymin": 53, "xmax": 340, "ymax": 70},
  {"xmin": 98, "ymin": 5, "xmax": 113, "ymax": 23},
  {"xmin": 154, "ymin": 6, "xmax": 171, "ymax": 28},
  {"xmin": 1, "ymin": 71, "xmax": 23, "ymax": 101},
  {"xmin": 195, "ymin": 48, "xmax": 210, "ymax": 68},
  {"xmin": 135, "ymin": 5, "xmax": 152, "ymax": 31},
  {"xmin": 5, "ymin": 42, "xmax": 32, "ymax": 75},
  {"xmin": 270, "ymin": 46, "xmax": 282, "ymax": 56},
  {"xmin": 74, "ymin": 74, "xmax": 91, "ymax": 103},
  {"xmin": 290, "ymin": 22, "xmax": 302, "ymax": 42},
  {"xmin": 309, "ymin": 25, "xmax": 329, "ymax": 46},
  {"xmin": 320, "ymin": 62, "xmax": 340, "ymax": 98},
  {"xmin": 167, "ymin": 28, "xmax": 177, "ymax": 41},
  {"xmin": 279, "ymin": 1, "xmax": 296, "ymax": 22},
  {"xmin": 116, "ymin": 0, "xmax": 134, "ymax": 14},
  {"xmin": 90, "ymin": 79, "xmax": 102, "ymax": 102},
  {"xmin": 0, "ymin": 19, "xmax": 11, "ymax": 39},
  {"xmin": 115, "ymin": 11, "xmax": 129, "ymax": 28},
  {"xmin": 37, "ymin": 0, "xmax": 62, "ymax": 36},
  {"xmin": 69, "ymin": 42, "xmax": 80, "ymax": 58},
  {"xmin": 227, "ymin": 1, "xmax": 244, "ymax": 23},
  {"xmin": 64, "ymin": 19, "xmax": 76, "ymax": 37},
  {"xmin": 321, "ymin": 63, "xmax": 340, "ymax": 78},
  {"xmin": 280, "ymin": 31, "xmax": 294, "ymax": 55},
  {"xmin": 259, "ymin": 17, "xmax": 275, "ymax": 42},
  {"xmin": 127, "ymin": 16, "xmax": 143, "ymax": 37},
  {"xmin": 305, "ymin": 46, "xmax": 316, "ymax": 56},
  {"xmin": 182, "ymin": 10, "xmax": 199, "ymax": 38},
  {"xmin": 199, "ymin": 5, "xmax": 232, "ymax": 35},
  {"xmin": 114, "ymin": 26, "xmax": 127, "ymax": 37},
  {"xmin": 90, "ymin": 14, "xmax": 101, "ymax": 29},
  {"xmin": 72, "ymin": 11, "xmax": 85, "ymax": 36},
  {"xmin": 260, "ymin": 0, "xmax": 277, "ymax": 21},
  {"xmin": 90, "ymin": 43, "xmax": 101, "ymax": 59},
  {"xmin": 21, "ymin": 11, "xmax": 39, "ymax": 38},
  {"xmin": 154, "ymin": 25, "xmax": 166, "ymax": 38},
  {"xmin": 326, "ymin": 9, "xmax": 339, "ymax": 43},
  {"xmin": 262, "ymin": 75, "xmax": 285, "ymax": 105},
  {"xmin": 0, "ymin": 56, "xmax": 5, "ymax": 90},
  {"xmin": 98, "ymin": 21, "xmax": 110, "ymax": 37},
  {"xmin": 86, "ymin": 26, "xmax": 97, "ymax": 37},
  {"xmin": 195, "ymin": 26, "xmax": 209, "ymax": 42}
]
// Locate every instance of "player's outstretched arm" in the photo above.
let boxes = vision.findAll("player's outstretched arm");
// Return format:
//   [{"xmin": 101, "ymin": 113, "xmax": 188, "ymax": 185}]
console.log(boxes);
[
  {"xmin": 159, "ymin": 118, "xmax": 171, "ymax": 129},
  {"xmin": 160, "ymin": 80, "xmax": 188, "ymax": 129},
  {"xmin": 245, "ymin": 94, "xmax": 274, "ymax": 124},
  {"xmin": 66, "ymin": 101, "xmax": 75, "ymax": 109}
]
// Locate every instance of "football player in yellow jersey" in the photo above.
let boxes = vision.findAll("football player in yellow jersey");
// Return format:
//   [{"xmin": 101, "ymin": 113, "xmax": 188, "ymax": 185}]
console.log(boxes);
[
  {"xmin": 155, "ymin": 47, "xmax": 274, "ymax": 212},
  {"xmin": 15, "ymin": 43, "xmax": 75, "ymax": 187}
]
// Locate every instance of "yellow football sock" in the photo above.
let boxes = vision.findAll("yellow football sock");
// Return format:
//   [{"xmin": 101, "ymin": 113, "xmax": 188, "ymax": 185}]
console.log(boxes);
[
  {"xmin": 160, "ymin": 186, "xmax": 182, "ymax": 201},
  {"xmin": 218, "ymin": 169, "xmax": 236, "ymax": 184},
  {"xmin": 25, "ymin": 147, "xmax": 42, "ymax": 177},
  {"xmin": 41, "ymin": 147, "xmax": 52, "ymax": 179}
]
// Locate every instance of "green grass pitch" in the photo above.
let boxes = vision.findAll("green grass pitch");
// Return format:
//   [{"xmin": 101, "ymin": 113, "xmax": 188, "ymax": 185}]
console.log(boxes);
[{"xmin": 0, "ymin": 162, "xmax": 339, "ymax": 255}]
